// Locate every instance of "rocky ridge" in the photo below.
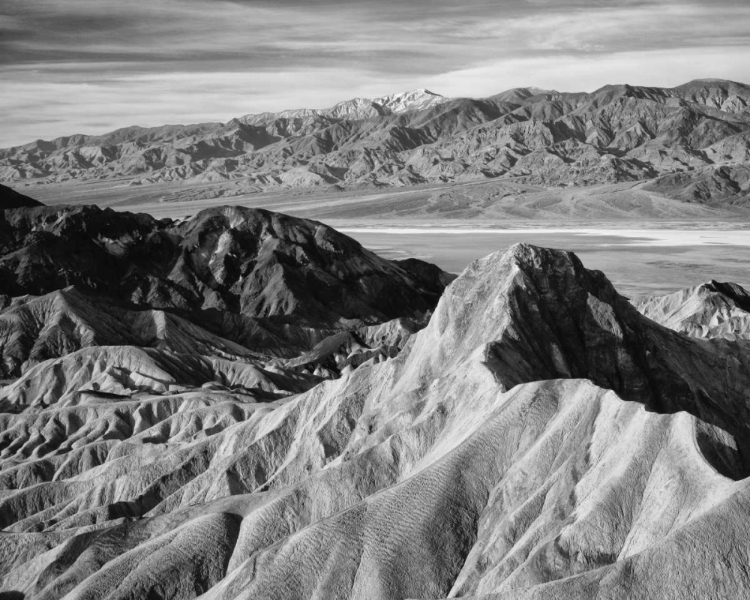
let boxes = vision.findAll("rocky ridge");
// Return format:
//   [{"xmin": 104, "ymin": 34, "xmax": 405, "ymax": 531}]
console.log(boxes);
[
  {"xmin": 636, "ymin": 279, "xmax": 750, "ymax": 339},
  {"xmin": 3, "ymin": 80, "xmax": 750, "ymax": 204},
  {"xmin": 1, "ymin": 216, "xmax": 750, "ymax": 599},
  {"xmin": 0, "ymin": 204, "xmax": 446, "ymax": 321},
  {"xmin": 0, "ymin": 183, "xmax": 43, "ymax": 209},
  {"xmin": 0, "ymin": 204, "xmax": 453, "ymax": 406}
]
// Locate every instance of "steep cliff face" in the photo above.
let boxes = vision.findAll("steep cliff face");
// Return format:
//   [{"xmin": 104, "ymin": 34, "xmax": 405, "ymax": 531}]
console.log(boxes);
[
  {"xmin": 2, "ymin": 239, "xmax": 749, "ymax": 600},
  {"xmin": 3, "ymin": 80, "xmax": 750, "ymax": 204}
]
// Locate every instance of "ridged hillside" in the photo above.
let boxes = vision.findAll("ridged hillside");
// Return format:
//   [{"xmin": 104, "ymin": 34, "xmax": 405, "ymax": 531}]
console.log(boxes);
[
  {"xmin": 2, "ymin": 238, "xmax": 750, "ymax": 599},
  {"xmin": 3, "ymin": 81, "xmax": 750, "ymax": 204}
]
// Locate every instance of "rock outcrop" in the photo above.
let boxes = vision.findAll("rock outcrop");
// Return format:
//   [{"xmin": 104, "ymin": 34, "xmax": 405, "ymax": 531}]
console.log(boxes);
[
  {"xmin": 636, "ymin": 279, "xmax": 750, "ymax": 339},
  {"xmin": 0, "ymin": 205, "xmax": 452, "ymax": 400},
  {"xmin": 0, "ymin": 204, "xmax": 446, "ymax": 321}
]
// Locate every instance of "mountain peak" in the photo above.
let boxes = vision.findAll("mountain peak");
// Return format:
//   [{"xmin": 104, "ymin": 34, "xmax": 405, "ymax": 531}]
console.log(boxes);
[
  {"xmin": 373, "ymin": 88, "xmax": 449, "ymax": 114},
  {"xmin": 236, "ymin": 88, "xmax": 447, "ymax": 125},
  {"xmin": 673, "ymin": 78, "xmax": 750, "ymax": 92},
  {"xmin": 377, "ymin": 88, "xmax": 442, "ymax": 100},
  {"xmin": 637, "ymin": 278, "xmax": 750, "ymax": 340}
]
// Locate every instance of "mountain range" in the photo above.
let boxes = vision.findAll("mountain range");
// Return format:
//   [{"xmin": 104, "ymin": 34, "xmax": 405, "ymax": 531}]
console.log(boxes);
[
  {"xmin": 3, "ymin": 80, "xmax": 750, "ymax": 205},
  {"xmin": 2, "ymin": 204, "xmax": 750, "ymax": 598}
]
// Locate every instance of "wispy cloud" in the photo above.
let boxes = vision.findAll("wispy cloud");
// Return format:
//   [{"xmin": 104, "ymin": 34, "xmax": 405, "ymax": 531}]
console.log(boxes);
[{"xmin": 1, "ymin": 0, "xmax": 749, "ymax": 147}]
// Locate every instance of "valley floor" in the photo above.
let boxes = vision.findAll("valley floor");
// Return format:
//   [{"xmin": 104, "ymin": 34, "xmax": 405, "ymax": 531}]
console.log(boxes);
[
  {"xmin": 339, "ymin": 228, "xmax": 750, "ymax": 298},
  {"xmin": 22, "ymin": 178, "xmax": 750, "ymax": 297}
]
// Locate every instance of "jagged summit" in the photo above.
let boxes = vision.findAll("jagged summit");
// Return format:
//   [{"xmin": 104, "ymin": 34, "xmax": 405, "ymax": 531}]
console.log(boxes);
[
  {"xmin": 637, "ymin": 279, "xmax": 750, "ymax": 340},
  {"xmin": 524, "ymin": 85, "xmax": 551, "ymax": 94},
  {"xmin": 238, "ymin": 88, "xmax": 448, "ymax": 125},
  {"xmin": 407, "ymin": 242, "xmax": 750, "ymax": 418},
  {"xmin": 373, "ymin": 88, "xmax": 447, "ymax": 113}
]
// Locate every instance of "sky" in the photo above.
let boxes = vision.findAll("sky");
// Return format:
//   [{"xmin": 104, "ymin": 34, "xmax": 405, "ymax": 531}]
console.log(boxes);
[{"xmin": 1, "ymin": 0, "xmax": 749, "ymax": 147}]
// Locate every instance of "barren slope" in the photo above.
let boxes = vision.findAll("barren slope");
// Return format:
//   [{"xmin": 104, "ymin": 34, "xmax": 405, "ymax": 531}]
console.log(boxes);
[
  {"xmin": 636, "ymin": 279, "xmax": 750, "ymax": 339},
  {"xmin": 0, "ymin": 205, "xmax": 452, "ymax": 406},
  {"xmin": 2, "ymin": 242, "xmax": 749, "ymax": 600},
  {"xmin": 0, "ymin": 205, "xmax": 445, "ymax": 323}
]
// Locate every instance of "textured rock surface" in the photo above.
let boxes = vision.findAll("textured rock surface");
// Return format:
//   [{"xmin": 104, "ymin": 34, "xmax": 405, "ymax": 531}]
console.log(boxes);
[
  {"xmin": 637, "ymin": 280, "xmax": 750, "ymax": 339},
  {"xmin": 3, "ymin": 80, "xmax": 750, "ymax": 205},
  {"xmin": 0, "ymin": 204, "xmax": 446, "ymax": 322},
  {"xmin": 2, "ymin": 235, "xmax": 750, "ymax": 599},
  {"xmin": 0, "ymin": 203, "xmax": 450, "ymax": 396}
]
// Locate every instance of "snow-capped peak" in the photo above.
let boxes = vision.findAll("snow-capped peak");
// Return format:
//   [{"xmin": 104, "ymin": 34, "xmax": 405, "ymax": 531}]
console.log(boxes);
[{"xmin": 373, "ymin": 89, "xmax": 449, "ymax": 114}]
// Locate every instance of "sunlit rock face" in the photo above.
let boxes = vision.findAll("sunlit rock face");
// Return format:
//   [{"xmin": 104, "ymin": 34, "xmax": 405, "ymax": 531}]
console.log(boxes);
[
  {"xmin": 2, "ymin": 80, "xmax": 750, "ymax": 205},
  {"xmin": 1, "ymin": 207, "xmax": 750, "ymax": 599},
  {"xmin": 636, "ymin": 279, "xmax": 750, "ymax": 340}
]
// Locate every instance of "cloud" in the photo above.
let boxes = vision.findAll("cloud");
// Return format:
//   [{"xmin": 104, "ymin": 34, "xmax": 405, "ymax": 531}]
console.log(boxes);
[
  {"xmin": 1, "ymin": 0, "xmax": 749, "ymax": 147},
  {"xmin": 425, "ymin": 45, "xmax": 750, "ymax": 97},
  {"xmin": 0, "ymin": 67, "xmax": 415, "ymax": 147}
]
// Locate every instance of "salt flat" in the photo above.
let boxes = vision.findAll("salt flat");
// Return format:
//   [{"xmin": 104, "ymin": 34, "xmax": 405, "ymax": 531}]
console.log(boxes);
[
  {"xmin": 338, "ymin": 227, "xmax": 750, "ymax": 246},
  {"xmin": 23, "ymin": 179, "xmax": 750, "ymax": 297},
  {"xmin": 338, "ymin": 228, "xmax": 750, "ymax": 298}
]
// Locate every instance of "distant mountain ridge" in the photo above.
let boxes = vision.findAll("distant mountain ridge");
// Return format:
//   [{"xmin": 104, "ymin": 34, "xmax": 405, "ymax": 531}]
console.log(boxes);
[
  {"xmin": 637, "ymin": 279, "xmax": 750, "ymax": 340},
  {"xmin": 3, "ymin": 80, "xmax": 750, "ymax": 203},
  {"xmin": 239, "ymin": 89, "xmax": 448, "ymax": 124}
]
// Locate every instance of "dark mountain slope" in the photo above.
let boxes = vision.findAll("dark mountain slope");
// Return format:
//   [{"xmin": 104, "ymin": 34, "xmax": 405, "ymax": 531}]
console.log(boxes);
[
  {"xmin": 0, "ymin": 205, "xmax": 452, "ymax": 388},
  {"xmin": 0, "ymin": 183, "xmax": 43, "ymax": 209},
  {"xmin": 0, "ymin": 205, "xmax": 446, "ymax": 322}
]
